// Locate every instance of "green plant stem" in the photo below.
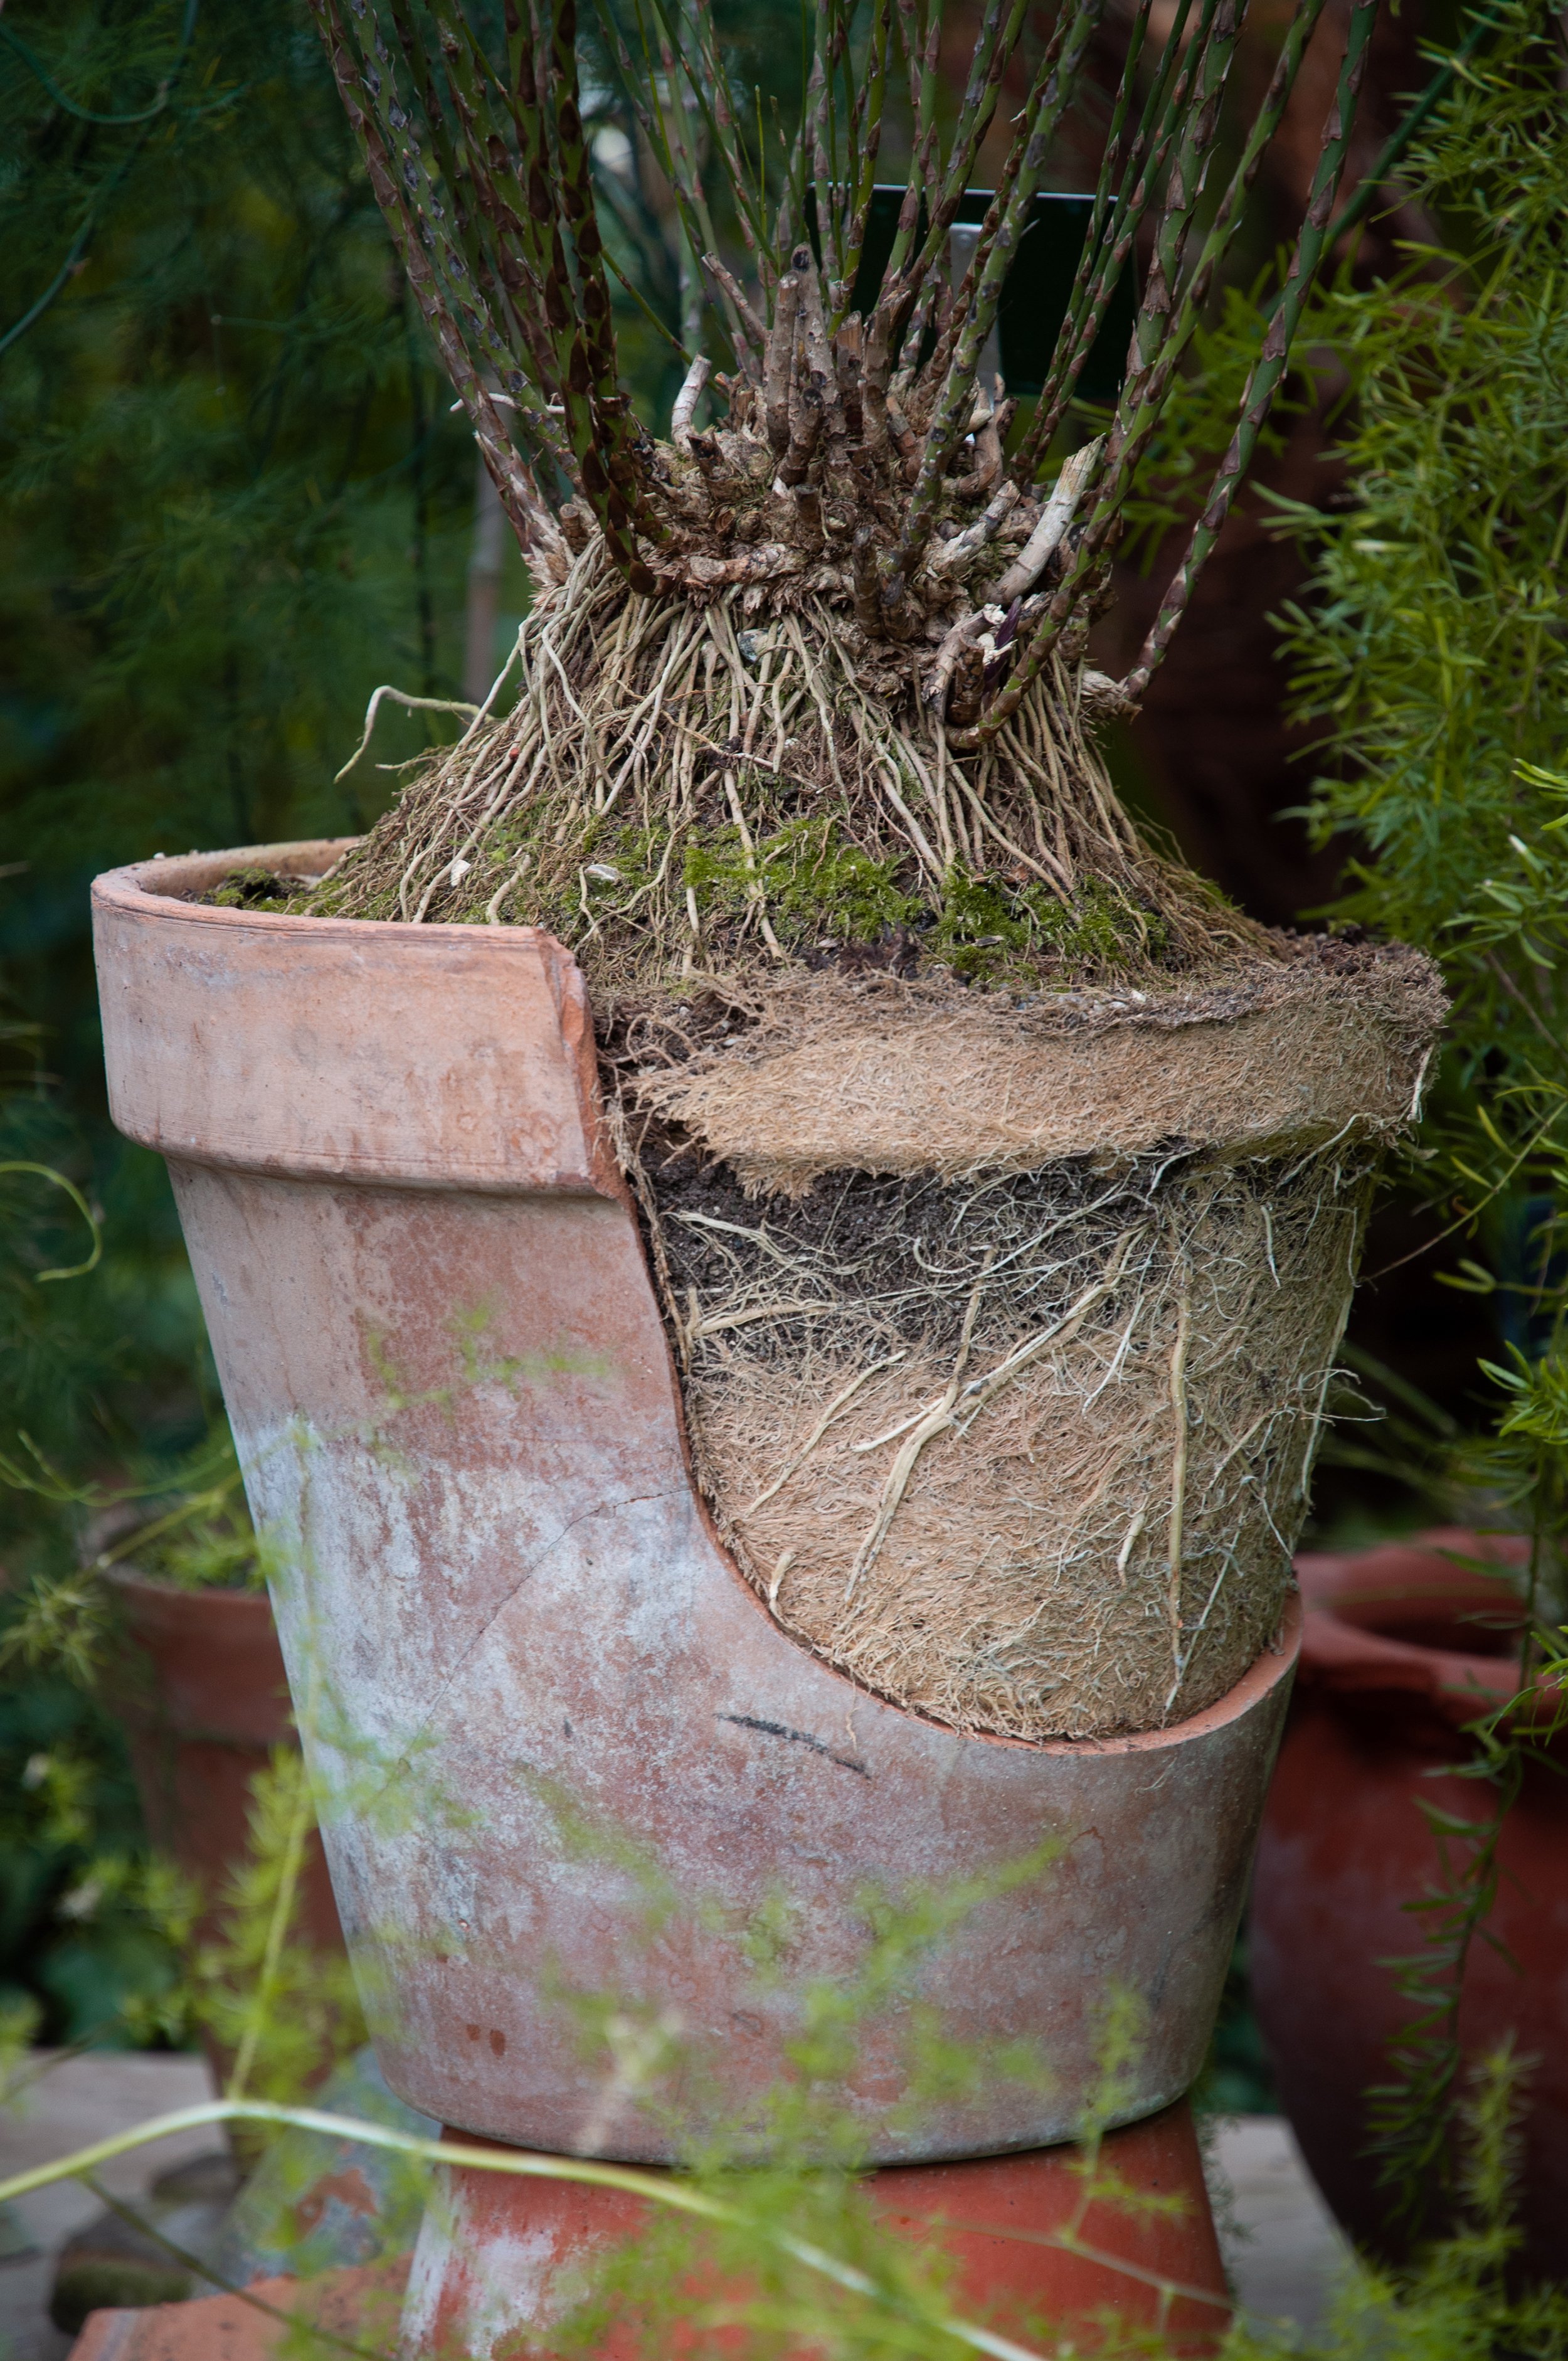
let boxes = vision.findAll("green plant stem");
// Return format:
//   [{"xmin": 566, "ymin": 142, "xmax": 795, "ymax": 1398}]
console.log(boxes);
[
  {"xmin": 832, "ymin": 0, "xmax": 893, "ymax": 324},
  {"xmin": 889, "ymin": 0, "xmax": 1102, "ymax": 591},
  {"xmin": 1328, "ymin": 0, "xmax": 1513, "ymax": 250},
  {"xmin": 1104, "ymin": 0, "xmax": 1515, "ymax": 716},
  {"xmin": 1012, "ymin": 0, "xmax": 1177, "ymax": 475},
  {"xmin": 309, "ymin": 0, "xmax": 569, "ymax": 560},
  {"xmin": 0, "ymin": 1165, "xmax": 102, "ymax": 1281},
  {"xmin": 1120, "ymin": 0, "xmax": 1379, "ymax": 699},
  {"xmin": 953, "ymin": 0, "xmax": 1342, "ymax": 745},
  {"xmin": 223, "ymin": 1758, "xmax": 314, "ymax": 2103}
]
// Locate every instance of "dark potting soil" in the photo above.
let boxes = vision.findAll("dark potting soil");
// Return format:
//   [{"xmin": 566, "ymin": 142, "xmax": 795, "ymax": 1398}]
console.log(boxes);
[{"xmin": 195, "ymin": 866, "xmax": 317, "ymax": 911}]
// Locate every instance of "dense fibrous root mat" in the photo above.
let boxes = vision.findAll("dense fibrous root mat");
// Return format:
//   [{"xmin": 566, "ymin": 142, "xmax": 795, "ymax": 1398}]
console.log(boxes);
[
  {"xmin": 605, "ymin": 941, "xmax": 1442, "ymax": 1741},
  {"xmin": 616, "ymin": 952, "xmax": 1443, "ymax": 1196},
  {"xmin": 633, "ymin": 1137, "xmax": 1370, "ymax": 1738}
]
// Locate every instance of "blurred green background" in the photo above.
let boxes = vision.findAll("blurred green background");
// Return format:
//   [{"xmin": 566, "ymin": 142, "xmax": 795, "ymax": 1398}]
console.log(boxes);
[
  {"xmin": 0, "ymin": 0, "xmax": 489, "ymax": 2044},
  {"xmin": 0, "ymin": 0, "xmax": 804, "ymax": 2057}
]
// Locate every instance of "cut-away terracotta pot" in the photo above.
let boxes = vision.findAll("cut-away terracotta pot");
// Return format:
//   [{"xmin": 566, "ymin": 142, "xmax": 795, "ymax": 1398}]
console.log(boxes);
[
  {"xmin": 1251, "ymin": 1529, "xmax": 1568, "ymax": 2279},
  {"xmin": 93, "ymin": 839, "xmax": 1301, "ymax": 2342}
]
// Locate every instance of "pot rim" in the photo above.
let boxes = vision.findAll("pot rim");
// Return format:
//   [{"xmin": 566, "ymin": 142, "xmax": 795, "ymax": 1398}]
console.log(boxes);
[
  {"xmin": 1292, "ymin": 1527, "xmax": 1559, "ymax": 1731},
  {"xmin": 92, "ymin": 839, "xmax": 565, "ymax": 958},
  {"xmin": 102, "ymin": 1561, "xmax": 272, "ymax": 1613},
  {"xmin": 92, "ymin": 838, "xmax": 1438, "ymax": 1195},
  {"xmin": 97, "ymin": 839, "xmax": 364, "ymax": 926}
]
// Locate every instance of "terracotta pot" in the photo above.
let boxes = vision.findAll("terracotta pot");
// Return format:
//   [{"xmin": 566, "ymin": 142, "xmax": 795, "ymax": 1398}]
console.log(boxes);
[
  {"xmin": 405, "ymin": 2099, "xmax": 1231, "ymax": 2358},
  {"xmin": 93, "ymin": 841, "xmax": 1300, "ymax": 2334},
  {"xmin": 1250, "ymin": 1527, "xmax": 1568, "ymax": 2277},
  {"xmin": 103, "ymin": 1566, "xmax": 346, "ymax": 1964}
]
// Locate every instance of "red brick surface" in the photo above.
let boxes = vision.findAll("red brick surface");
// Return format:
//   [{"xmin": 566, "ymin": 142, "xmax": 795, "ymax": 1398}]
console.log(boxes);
[{"xmin": 68, "ymin": 2265, "xmax": 403, "ymax": 2359}]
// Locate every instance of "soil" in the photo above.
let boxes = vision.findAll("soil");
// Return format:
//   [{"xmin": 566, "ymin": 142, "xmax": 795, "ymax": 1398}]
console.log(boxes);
[{"xmin": 196, "ymin": 867, "xmax": 317, "ymax": 911}]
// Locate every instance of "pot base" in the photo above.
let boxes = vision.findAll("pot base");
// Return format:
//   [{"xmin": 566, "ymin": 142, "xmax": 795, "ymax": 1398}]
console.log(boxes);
[{"xmin": 399, "ymin": 2101, "xmax": 1231, "ymax": 2358}]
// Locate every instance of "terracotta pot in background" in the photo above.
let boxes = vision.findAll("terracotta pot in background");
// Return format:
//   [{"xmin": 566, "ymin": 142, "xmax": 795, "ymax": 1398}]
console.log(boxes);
[
  {"xmin": 105, "ymin": 1566, "xmax": 346, "ymax": 1965},
  {"xmin": 1251, "ymin": 1529, "xmax": 1568, "ymax": 2279}
]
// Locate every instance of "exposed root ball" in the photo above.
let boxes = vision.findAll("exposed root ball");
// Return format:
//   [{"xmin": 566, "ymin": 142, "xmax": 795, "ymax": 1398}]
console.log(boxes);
[
  {"xmin": 610, "ymin": 952, "xmax": 1440, "ymax": 1741},
  {"xmin": 295, "ymin": 546, "xmax": 1446, "ymax": 1745},
  {"xmin": 638, "ymin": 1137, "xmax": 1367, "ymax": 1739},
  {"xmin": 300, "ymin": 545, "xmax": 1269, "ymax": 999}
]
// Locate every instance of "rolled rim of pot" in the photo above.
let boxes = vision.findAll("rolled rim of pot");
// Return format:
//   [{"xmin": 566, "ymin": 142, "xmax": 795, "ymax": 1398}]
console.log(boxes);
[{"xmin": 1292, "ymin": 1529, "xmax": 1560, "ymax": 1734}]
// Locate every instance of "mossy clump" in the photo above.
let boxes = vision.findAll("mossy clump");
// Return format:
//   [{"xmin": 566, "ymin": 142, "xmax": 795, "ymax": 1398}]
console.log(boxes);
[
  {"xmin": 200, "ymin": 867, "xmax": 309, "ymax": 914},
  {"xmin": 684, "ymin": 817, "xmax": 920, "ymax": 952}
]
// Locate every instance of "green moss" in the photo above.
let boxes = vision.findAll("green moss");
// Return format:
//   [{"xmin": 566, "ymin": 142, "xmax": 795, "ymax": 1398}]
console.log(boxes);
[
  {"xmin": 930, "ymin": 869, "xmax": 1166, "ymax": 983},
  {"xmin": 684, "ymin": 819, "xmax": 921, "ymax": 948},
  {"xmin": 316, "ymin": 805, "xmax": 1170, "ymax": 990}
]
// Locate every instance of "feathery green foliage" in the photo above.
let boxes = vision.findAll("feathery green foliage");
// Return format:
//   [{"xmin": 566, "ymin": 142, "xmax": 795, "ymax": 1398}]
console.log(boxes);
[
  {"xmin": 1269, "ymin": 0, "xmax": 1568, "ymax": 2236},
  {"xmin": 0, "ymin": 0, "xmax": 486, "ymax": 2021},
  {"xmin": 0, "ymin": 0, "xmax": 481, "ymax": 1544},
  {"xmin": 134, "ymin": 1748, "xmax": 366, "ymax": 2101},
  {"xmin": 965, "ymin": 0, "xmax": 1568, "ymax": 2256}
]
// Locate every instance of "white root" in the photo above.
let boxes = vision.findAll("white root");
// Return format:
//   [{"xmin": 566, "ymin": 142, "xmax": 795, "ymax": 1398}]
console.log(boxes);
[
  {"xmin": 988, "ymin": 435, "xmax": 1104, "ymax": 607},
  {"xmin": 924, "ymin": 479, "xmax": 1020, "ymax": 581},
  {"xmin": 740, "ymin": 1350, "xmax": 909, "ymax": 1520},
  {"xmin": 923, "ymin": 583, "xmax": 1051, "ymax": 725},
  {"xmin": 1165, "ymin": 1271, "xmax": 1194, "ymax": 1680},
  {"xmin": 842, "ymin": 1233, "xmax": 1141, "ymax": 1606},
  {"xmin": 924, "ymin": 603, "xmax": 1005, "ymax": 716},
  {"xmin": 332, "ymin": 683, "xmax": 482, "ymax": 783},
  {"xmin": 671, "ymin": 354, "xmax": 713, "ymax": 455}
]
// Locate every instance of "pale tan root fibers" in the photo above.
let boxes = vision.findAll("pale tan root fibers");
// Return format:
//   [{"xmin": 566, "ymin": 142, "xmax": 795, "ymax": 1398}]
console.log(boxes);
[
  {"xmin": 647, "ymin": 1142, "xmax": 1374, "ymax": 1740},
  {"xmin": 625, "ymin": 941, "xmax": 1447, "ymax": 1197},
  {"xmin": 299, "ymin": 556, "xmax": 1270, "ymax": 992}
]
